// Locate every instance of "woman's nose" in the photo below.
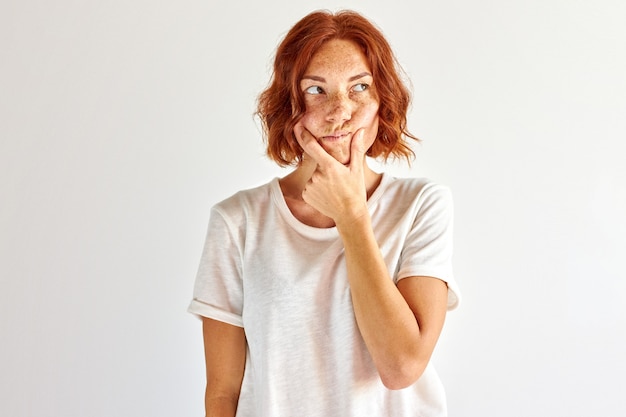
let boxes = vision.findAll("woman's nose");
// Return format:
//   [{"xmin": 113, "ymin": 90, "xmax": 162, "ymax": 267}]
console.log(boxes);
[{"xmin": 325, "ymin": 93, "xmax": 352, "ymax": 123}]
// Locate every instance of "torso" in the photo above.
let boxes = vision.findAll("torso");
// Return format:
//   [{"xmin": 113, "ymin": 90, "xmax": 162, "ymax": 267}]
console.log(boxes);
[{"xmin": 202, "ymin": 174, "xmax": 456, "ymax": 416}]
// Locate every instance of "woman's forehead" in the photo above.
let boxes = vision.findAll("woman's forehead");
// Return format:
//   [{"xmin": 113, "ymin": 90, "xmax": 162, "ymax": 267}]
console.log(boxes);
[{"xmin": 304, "ymin": 39, "xmax": 371, "ymax": 77}]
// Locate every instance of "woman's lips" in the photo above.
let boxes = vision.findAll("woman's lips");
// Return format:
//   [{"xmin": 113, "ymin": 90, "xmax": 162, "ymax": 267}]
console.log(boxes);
[{"xmin": 320, "ymin": 132, "xmax": 350, "ymax": 141}]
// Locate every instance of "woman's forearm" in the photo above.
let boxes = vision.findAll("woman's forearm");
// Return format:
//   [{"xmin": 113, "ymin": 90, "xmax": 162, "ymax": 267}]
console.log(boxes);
[
  {"xmin": 336, "ymin": 214, "xmax": 426, "ymax": 389},
  {"xmin": 205, "ymin": 395, "xmax": 238, "ymax": 417}
]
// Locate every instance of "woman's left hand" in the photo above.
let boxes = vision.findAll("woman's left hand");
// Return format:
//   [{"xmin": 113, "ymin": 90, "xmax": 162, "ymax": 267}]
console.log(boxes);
[{"xmin": 294, "ymin": 124, "xmax": 370, "ymax": 226}]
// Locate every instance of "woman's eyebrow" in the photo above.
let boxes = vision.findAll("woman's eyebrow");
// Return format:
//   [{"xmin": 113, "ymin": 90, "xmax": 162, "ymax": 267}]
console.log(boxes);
[
  {"xmin": 301, "ymin": 72, "xmax": 373, "ymax": 83},
  {"xmin": 348, "ymin": 72, "xmax": 373, "ymax": 81},
  {"xmin": 302, "ymin": 75, "xmax": 326, "ymax": 82}
]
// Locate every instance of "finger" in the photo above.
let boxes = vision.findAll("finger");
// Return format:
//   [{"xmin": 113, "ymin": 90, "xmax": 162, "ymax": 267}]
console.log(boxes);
[
  {"xmin": 294, "ymin": 123, "xmax": 336, "ymax": 167},
  {"xmin": 349, "ymin": 128, "xmax": 368, "ymax": 173}
]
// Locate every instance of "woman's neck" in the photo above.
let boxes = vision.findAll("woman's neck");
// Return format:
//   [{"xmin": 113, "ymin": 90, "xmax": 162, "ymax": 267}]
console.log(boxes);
[{"xmin": 278, "ymin": 159, "xmax": 382, "ymax": 228}]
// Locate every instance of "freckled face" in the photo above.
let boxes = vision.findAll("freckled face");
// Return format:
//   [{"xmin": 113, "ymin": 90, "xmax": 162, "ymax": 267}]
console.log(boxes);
[{"xmin": 299, "ymin": 39, "xmax": 380, "ymax": 164}]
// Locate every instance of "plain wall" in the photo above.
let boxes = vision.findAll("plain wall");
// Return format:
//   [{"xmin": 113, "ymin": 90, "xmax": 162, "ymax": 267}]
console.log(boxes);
[{"xmin": 1, "ymin": 1, "xmax": 625, "ymax": 416}]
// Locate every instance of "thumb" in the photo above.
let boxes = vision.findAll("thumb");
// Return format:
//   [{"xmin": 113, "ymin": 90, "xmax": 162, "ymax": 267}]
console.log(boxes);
[{"xmin": 349, "ymin": 128, "xmax": 368, "ymax": 173}]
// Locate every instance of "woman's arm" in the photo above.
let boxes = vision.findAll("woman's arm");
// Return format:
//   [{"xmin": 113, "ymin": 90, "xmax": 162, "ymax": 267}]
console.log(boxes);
[
  {"xmin": 202, "ymin": 317, "xmax": 246, "ymax": 416},
  {"xmin": 338, "ymin": 215, "xmax": 448, "ymax": 389},
  {"xmin": 296, "ymin": 127, "xmax": 449, "ymax": 390}
]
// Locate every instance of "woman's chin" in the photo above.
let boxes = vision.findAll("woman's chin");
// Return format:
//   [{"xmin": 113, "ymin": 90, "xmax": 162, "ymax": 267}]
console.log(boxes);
[
  {"xmin": 324, "ymin": 149, "xmax": 351, "ymax": 165},
  {"xmin": 318, "ymin": 142, "xmax": 350, "ymax": 165}
]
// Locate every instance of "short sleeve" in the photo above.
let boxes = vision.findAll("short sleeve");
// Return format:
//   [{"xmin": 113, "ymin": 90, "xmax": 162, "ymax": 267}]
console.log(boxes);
[
  {"xmin": 397, "ymin": 184, "xmax": 461, "ymax": 310},
  {"xmin": 187, "ymin": 206, "xmax": 244, "ymax": 327}
]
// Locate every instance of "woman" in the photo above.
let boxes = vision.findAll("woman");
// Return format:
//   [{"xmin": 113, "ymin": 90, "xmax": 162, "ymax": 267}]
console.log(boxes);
[{"xmin": 189, "ymin": 10, "xmax": 460, "ymax": 417}]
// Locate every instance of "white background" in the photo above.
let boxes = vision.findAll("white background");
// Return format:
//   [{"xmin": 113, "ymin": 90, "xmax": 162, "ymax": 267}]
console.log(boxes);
[{"xmin": 1, "ymin": 1, "xmax": 625, "ymax": 416}]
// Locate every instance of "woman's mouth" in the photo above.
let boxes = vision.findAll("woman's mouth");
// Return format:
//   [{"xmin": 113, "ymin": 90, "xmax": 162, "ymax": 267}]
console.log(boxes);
[{"xmin": 320, "ymin": 132, "xmax": 350, "ymax": 142}]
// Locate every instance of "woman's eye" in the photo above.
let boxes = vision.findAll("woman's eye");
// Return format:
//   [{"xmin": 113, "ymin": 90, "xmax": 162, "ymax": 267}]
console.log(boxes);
[
  {"xmin": 305, "ymin": 86, "xmax": 325, "ymax": 95},
  {"xmin": 353, "ymin": 83, "xmax": 369, "ymax": 92}
]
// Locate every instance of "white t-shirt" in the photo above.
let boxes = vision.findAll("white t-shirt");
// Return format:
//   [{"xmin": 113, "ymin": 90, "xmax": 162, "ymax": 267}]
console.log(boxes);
[{"xmin": 189, "ymin": 173, "xmax": 461, "ymax": 417}]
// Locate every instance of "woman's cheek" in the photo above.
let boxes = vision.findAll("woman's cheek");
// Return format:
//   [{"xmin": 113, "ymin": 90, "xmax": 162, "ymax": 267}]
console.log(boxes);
[
  {"xmin": 298, "ymin": 109, "xmax": 318, "ymax": 134},
  {"xmin": 364, "ymin": 115, "xmax": 379, "ymax": 149},
  {"xmin": 358, "ymin": 101, "xmax": 379, "ymax": 143},
  {"xmin": 353, "ymin": 95, "xmax": 378, "ymax": 121},
  {"xmin": 363, "ymin": 100, "xmax": 380, "ymax": 122},
  {"xmin": 363, "ymin": 104, "xmax": 378, "ymax": 125}
]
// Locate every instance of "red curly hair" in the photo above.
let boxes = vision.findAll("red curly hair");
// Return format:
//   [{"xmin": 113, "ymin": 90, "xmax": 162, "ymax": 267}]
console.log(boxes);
[{"xmin": 257, "ymin": 10, "xmax": 419, "ymax": 167}]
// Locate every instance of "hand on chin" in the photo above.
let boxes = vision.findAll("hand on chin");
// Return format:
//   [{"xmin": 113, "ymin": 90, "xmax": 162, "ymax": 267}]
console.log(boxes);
[{"xmin": 319, "ymin": 143, "xmax": 351, "ymax": 165}]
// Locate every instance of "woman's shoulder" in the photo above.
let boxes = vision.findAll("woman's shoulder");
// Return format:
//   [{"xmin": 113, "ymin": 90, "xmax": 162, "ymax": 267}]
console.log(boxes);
[
  {"xmin": 212, "ymin": 178, "xmax": 278, "ymax": 218},
  {"xmin": 383, "ymin": 174, "xmax": 451, "ymax": 202}
]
